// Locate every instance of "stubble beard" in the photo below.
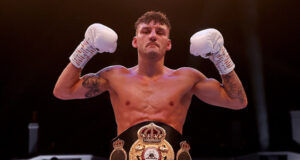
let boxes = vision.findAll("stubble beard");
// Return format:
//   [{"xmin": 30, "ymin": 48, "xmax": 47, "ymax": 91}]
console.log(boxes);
[{"xmin": 147, "ymin": 51, "xmax": 159, "ymax": 59}]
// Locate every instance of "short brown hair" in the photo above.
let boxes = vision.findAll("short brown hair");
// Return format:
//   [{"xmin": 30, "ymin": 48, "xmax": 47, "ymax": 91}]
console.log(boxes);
[{"xmin": 134, "ymin": 11, "xmax": 171, "ymax": 31}]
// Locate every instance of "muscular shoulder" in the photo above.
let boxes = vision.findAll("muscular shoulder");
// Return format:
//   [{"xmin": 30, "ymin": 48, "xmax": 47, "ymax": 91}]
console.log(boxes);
[
  {"xmin": 97, "ymin": 65, "xmax": 130, "ymax": 77},
  {"xmin": 173, "ymin": 67, "xmax": 206, "ymax": 80},
  {"xmin": 166, "ymin": 67, "xmax": 207, "ymax": 85}
]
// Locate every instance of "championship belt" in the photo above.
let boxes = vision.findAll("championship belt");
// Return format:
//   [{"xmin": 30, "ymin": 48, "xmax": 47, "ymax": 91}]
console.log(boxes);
[
  {"xmin": 110, "ymin": 121, "xmax": 191, "ymax": 160},
  {"xmin": 129, "ymin": 123, "xmax": 174, "ymax": 160}
]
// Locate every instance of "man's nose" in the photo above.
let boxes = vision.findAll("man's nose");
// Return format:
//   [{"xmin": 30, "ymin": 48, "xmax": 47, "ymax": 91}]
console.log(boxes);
[{"xmin": 149, "ymin": 30, "xmax": 157, "ymax": 41}]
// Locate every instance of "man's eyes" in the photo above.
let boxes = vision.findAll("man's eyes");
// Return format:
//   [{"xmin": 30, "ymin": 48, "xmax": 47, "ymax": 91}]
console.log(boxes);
[
  {"xmin": 140, "ymin": 28, "xmax": 166, "ymax": 35},
  {"xmin": 156, "ymin": 30, "xmax": 165, "ymax": 35},
  {"xmin": 141, "ymin": 29, "xmax": 151, "ymax": 34}
]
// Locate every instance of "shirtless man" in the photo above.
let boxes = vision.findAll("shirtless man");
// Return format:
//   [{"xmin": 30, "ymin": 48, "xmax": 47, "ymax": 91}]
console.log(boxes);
[{"xmin": 53, "ymin": 11, "xmax": 247, "ymax": 160}]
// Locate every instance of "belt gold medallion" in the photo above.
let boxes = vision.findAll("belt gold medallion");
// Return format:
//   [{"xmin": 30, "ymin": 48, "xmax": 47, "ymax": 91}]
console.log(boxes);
[{"xmin": 129, "ymin": 123, "xmax": 175, "ymax": 160}]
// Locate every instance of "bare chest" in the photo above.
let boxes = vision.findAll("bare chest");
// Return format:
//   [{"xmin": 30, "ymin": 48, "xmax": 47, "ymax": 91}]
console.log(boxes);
[{"xmin": 109, "ymin": 74, "xmax": 193, "ymax": 109}]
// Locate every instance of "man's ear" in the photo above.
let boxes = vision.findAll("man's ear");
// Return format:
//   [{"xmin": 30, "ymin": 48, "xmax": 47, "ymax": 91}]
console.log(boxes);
[
  {"xmin": 167, "ymin": 39, "xmax": 172, "ymax": 51},
  {"xmin": 132, "ymin": 36, "xmax": 137, "ymax": 48}
]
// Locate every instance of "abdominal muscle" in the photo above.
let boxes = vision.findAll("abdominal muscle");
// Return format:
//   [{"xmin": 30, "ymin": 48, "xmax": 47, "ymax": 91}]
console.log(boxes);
[
  {"xmin": 113, "ymin": 102, "xmax": 189, "ymax": 135},
  {"xmin": 109, "ymin": 86, "xmax": 192, "ymax": 135}
]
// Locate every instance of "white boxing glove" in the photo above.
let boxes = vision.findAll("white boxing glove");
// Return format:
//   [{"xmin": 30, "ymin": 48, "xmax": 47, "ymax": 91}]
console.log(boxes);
[
  {"xmin": 69, "ymin": 23, "xmax": 118, "ymax": 69},
  {"xmin": 190, "ymin": 28, "xmax": 235, "ymax": 75}
]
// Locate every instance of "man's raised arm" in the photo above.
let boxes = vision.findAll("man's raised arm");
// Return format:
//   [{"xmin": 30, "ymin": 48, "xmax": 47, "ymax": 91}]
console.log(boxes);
[
  {"xmin": 53, "ymin": 23, "xmax": 118, "ymax": 100},
  {"xmin": 190, "ymin": 29, "xmax": 247, "ymax": 109}
]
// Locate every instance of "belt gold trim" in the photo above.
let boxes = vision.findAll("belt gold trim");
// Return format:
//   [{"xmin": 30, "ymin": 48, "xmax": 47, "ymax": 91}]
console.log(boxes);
[
  {"xmin": 110, "ymin": 138, "xmax": 127, "ymax": 160},
  {"xmin": 176, "ymin": 141, "xmax": 192, "ymax": 160}
]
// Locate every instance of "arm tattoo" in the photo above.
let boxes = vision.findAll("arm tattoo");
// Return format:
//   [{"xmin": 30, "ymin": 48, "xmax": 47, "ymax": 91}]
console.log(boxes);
[
  {"xmin": 222, "ymin": 73, "xmax": 246, "ymax": 104},
  {"xmin": 82, "ymin": 73, "xmax": 101, "ymax": 98}
]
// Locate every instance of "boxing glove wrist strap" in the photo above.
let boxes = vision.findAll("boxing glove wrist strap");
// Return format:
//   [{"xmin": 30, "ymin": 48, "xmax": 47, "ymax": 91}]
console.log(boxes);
[
  {"xmin": 210, "ymin": 46, "xmax": 235, "ymax": 75},
  {"xmin": 69, "ymin": 39, "xmax": 98, "ymax": 69}
]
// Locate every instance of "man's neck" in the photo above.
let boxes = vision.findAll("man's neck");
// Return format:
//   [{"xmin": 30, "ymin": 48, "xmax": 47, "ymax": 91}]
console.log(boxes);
[{"xmin": 136, "ymin": 56, "xmax": 165, "ymax": 78}]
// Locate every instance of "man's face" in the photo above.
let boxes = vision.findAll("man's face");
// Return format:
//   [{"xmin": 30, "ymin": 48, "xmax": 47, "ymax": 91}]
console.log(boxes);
[{"xmin": 132, "ymin": 21, "xmax": 171, "ymax": 59}]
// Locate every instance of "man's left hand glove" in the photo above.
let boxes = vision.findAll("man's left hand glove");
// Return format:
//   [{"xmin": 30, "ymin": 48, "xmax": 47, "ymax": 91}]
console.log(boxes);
[{"xmin": 190, "ymin": 28, "xmax": 235, "ymax": 75}]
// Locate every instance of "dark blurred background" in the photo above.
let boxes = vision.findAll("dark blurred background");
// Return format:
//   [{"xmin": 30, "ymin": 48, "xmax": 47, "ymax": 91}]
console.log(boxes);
[{"xmin": 1, "ymin": 0, "xmax": 299, "ymax": 159}]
